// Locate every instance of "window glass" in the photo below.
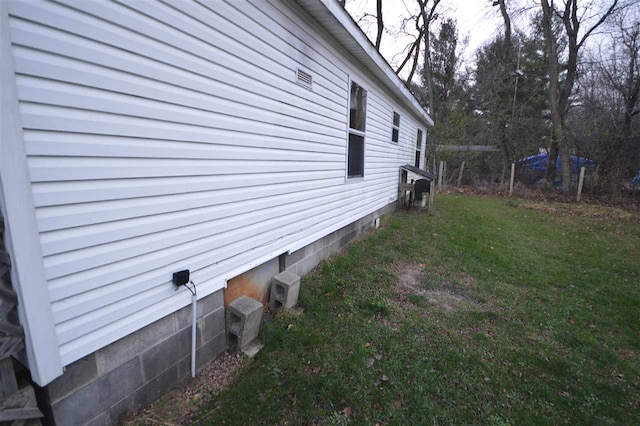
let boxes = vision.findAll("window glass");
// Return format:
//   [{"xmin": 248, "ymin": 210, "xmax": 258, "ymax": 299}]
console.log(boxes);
[
  {"xmin": 348, "ymin": 133, "xmax": 365, "ymax": 177},
  {"xmin": 392, "ymin": 112, "xmax": 400, "ymax": 142},
  {"xmin": 347, "ymin": 81, "xmax": 367, "ymax": 178},
  {"xmin": 415, "ymin": 129, "xmax": 423, "ymax": 168},
  {"xmin": 349, "ymin": 82, "xmax": 367, "ymax": 132}
]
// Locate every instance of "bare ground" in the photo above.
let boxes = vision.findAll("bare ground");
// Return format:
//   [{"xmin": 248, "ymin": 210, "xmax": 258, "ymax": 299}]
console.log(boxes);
[
  {"xmin": 392, "ymin": 262, "xmax": 483, "ymax": 313},
  {"xmin": 121, "ymin": 351, "xmax": 244, "ymax": 426}
]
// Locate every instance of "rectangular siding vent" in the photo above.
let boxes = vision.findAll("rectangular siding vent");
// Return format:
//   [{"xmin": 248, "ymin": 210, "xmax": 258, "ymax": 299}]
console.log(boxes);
[{"xmin": 297, "ymin": 69, "xmax": 312, "ymax": 87}]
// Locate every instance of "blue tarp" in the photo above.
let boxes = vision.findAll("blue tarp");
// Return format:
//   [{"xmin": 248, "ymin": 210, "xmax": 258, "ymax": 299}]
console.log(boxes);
[{"xmin": 518, "ymin": 153, "xmax": 595, "ymax": 174}]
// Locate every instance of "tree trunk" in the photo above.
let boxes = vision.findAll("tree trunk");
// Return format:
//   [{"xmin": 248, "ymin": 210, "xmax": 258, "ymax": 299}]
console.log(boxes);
[
  {"xmin": 375, "ymin": 0, "xmax": 383, "ymax": 49},
  {"xmin": 541, "ymin": 0, "xmax": 571, "ymax": 191},
  {"xmin": 545, "ymin": 141, "xmax": 558, "ymax": 184},
  {"xmin": 496, "ymin": 0, "xmax": 512, "ymax": 181},
  {"xmin": 406, "ymin": 35, "xmax": 422, "ymax": 84},
  {"xmin": 495, "ymin": 114, "xmax": 510, "ymax": 185},
  {"xmin": 423, "ymin": 19, "xmax": 436, "ymax": 117},
  {"xmin": 417, "ymin": 0, "xmax": 440, "ymax": 119}
]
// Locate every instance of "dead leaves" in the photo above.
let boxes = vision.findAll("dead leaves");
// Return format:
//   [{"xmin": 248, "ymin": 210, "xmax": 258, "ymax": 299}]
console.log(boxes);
[{"xmin": 365, "ymin": 354, "xmax": 383, "ymax": 369}]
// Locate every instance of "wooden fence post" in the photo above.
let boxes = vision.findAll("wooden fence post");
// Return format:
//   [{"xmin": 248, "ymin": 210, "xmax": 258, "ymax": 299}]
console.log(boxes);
[
  {"xmin": 429, "ymin": 180, "xmax": 435, "ymax": 211},
  {"xmin": 438, "ymin": 161, "xmax": 444, "ymax": 192},
  {"xmin": 577, "ymin": 166, "xmax": 586, "ymax": 202},
  {"xmin": 443, "ymin": 162, "xmax": 447, "ymax": 187},
  {"xmin": 457, "ymin": 161, "xmax": 465, "ymax": 186},
  {"xmin": 508, "ymin": 163, "xmax": 515, "ymax": 197}
]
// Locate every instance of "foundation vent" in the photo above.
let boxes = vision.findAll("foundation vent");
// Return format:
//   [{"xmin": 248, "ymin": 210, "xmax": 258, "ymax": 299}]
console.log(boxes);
[{"xmin": 296, "ymin": 69, "xmax": 312, "ymax": 88}]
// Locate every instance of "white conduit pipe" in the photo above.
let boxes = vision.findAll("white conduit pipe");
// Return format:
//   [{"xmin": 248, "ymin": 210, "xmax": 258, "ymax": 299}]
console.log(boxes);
[{"xmin": 191, "ymin": 291, "xmax": 197, "ymax": 378}]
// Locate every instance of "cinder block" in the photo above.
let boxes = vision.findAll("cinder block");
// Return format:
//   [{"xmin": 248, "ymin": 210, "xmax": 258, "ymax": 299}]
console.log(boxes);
[
  {"xmin": 339, "ymin": 230, "xmax": 358, "ymax": 248},
  {"xmin": 295, "ymin": 250, "xmax": 324, "ymax": 277},
  {"xmin": 196, "ymin": 331, "xmax": 226, "ymax": 371},
  {"xmin": 141, "ymin": 327, "xmax": 190, "ymax": 381},
  {"xmin": 109, "ymin": 364, "xmax": 178, "ymax": 424},
  {"xmin": 226, "ymin": 296, "xmax": 263, "ymax": 349},
  {"xmin": 306, "ymin": 237, "xmax": 327, "ymax": 257},
  {"xmin": 46, "ymin": 353, "xmax": 98, "ymax": 404},
  {"xmin": 283, "ymin": 248, "xmax": 305, "ymax": 269},
  {"xmin": 202, "ymin": 307, "xmax": 225, "ymax": 343},
  {"xmin": 270, "ymin": 271, "xmax": 301, "ymax": 309},
  {"xmin": 86, "ymin": 411, "xmax": 112, "ymax": 426},
  {"xmin": 175, "ymin": 289, "xmax": 223, "ymax": 330},
  {"xmin": 51, "ymin": 357, "xmax": 143, "ymax": 426},
  {"xmin": 96, "ymin": 313, "xmax": 175, "ymax": 376}
]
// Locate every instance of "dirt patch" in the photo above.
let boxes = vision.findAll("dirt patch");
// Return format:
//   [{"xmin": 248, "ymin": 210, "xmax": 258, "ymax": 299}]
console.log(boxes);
[
  {"xmin": 455, "ymin": 272, "xmax": 477, "ymax": 287},
  {"xmin": 121, "ymin": 351, "xmax": 244, "ymax": 426},
  {"xmin": 420, "ymin": 290, "xmax": 469, "ymax": 312},
  {"xmin": 509, "ymin": 199, "xmax": 637, "ymax": 221},
  {"xmin": 393, "ymin": 262, "xmax": 426, "ymax": 295},
  {"xmin": 391, "ymin": 262, "xmax": 479, "ymax": 313},
  {"xmin": 617, "ymin": 348, "xmax": 639, "ymax": 362}
]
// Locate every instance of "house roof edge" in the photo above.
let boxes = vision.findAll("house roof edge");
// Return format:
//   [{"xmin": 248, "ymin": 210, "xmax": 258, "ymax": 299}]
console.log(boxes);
[{"xmin": 294, "ymin": 0, "xmax": 434, "ymax": 128}]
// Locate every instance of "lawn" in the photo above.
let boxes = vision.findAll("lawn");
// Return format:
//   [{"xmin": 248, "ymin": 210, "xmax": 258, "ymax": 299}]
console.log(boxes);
[{"xmin": 196, "ymin": 195, "xmax": 640, "ymax": 425}]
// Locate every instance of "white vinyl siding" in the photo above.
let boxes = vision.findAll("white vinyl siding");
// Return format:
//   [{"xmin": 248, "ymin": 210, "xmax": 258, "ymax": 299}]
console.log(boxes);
[{"xmin": 6, "ymin": 0, "xmax": 429, "ymax": 367}]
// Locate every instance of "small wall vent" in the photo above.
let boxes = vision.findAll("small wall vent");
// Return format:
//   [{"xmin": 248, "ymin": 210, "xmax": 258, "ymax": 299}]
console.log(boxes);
[{"xmin": 296, "ymin": 69, "xmax": 312, "ymax": 88}]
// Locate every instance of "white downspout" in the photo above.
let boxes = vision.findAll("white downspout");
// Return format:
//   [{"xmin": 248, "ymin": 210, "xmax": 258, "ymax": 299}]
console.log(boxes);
[{"xmin": 191, "ymin": 291, "xmax": 197, "ymax": 378}]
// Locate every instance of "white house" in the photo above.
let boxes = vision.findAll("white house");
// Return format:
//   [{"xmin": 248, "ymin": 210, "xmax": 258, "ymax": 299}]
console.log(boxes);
[{"xmin": 0, "ymin": 0, "xmax": 433, "ymax": 423}]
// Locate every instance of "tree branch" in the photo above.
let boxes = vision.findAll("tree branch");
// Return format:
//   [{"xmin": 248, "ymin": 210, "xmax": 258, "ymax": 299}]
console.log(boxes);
[
  {"xmin": 395, "ymin": 30, "xmax": 424, "ymax": 75},
  {"xmin": 577, "ymin": 0, "xmax": 619, "ymax": 50}
]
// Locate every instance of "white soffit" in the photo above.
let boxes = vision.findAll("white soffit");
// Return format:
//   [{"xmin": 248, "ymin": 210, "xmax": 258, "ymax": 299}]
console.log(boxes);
[{"xmin": 294, "ymin": 0, "xmax": 434, "ymax": 128}]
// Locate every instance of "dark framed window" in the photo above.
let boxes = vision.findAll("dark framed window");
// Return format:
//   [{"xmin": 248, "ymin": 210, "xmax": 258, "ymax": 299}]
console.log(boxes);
[
  {"xmin": 391, "ymin": 112, "xmax": 400, "ymax": 142},
  {"xmin": 415, "ymin": 129, "xmax": 423, "ymax": 168},
  {"xmin": 348, "ymin": 81, "xmax": 367, "ymax": 178}
]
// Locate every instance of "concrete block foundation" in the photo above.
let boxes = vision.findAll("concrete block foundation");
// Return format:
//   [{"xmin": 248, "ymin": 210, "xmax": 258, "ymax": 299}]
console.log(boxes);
[
  {"xmin": 33, "ymin": 202, "xmax": 396, "ymax": 425},
  {"xmin": 37, "ymin": 289, "xmax": 225, "ymax": 425},
  {"xmin": 280, "ymin": 202, "xmax": 396, "ymax": 276}
]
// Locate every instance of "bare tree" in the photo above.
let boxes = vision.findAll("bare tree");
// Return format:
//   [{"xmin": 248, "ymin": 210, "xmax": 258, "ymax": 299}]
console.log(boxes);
[
  {"xmin": 416, "ymin": 0, "xmax": 442, "ymax": 115},
  {"xmin": 616, "ymin": 16, "xmax": 640, "ymax": 139},
  {"xmin": 593, "ymin": 13, "xmax": 640, "ymax": 185},
  {"xmin": 540, "ymin": 0, "xmax": 620, "ymax": 190},
  {"xmin": 494, "ymin": 0, "xmax": 514, "ymax": 179},
  {"xmin": 394, "ymin": 25, "xmax": 425, "ymax": 77},
  {"xmin": 391, "ymin": 0, "xmax": 443, "ymax": 93},
  {"xmin": 349, "ymin": 0, "xmax": 443, "ymax": 113}
]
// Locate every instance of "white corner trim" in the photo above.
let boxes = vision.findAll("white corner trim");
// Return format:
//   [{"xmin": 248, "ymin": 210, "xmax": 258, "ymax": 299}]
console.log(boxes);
[{"xmin": 0, "ymin": 3, "xmax": 63, "ymax": 386}]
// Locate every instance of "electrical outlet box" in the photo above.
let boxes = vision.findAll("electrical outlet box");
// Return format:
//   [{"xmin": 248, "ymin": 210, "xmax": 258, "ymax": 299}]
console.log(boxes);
[{"xmin": 173, "ymin": 270, "xmax": 190, "ymax": 287}]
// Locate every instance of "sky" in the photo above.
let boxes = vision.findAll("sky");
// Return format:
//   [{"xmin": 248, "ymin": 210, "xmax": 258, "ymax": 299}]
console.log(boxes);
[
  {"xmin": 344, "ymin": 0, "xmax": 508, "ymax": 82},
  {"xmin": 345, "ymin": 0, "xmax": 638, "ymax": 84}
]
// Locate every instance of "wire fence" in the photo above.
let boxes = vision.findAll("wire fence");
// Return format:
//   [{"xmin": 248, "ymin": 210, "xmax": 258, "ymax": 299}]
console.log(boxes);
[{"xmin": 429, "ymin": 153, "xmax": 640, "ymax": 202}]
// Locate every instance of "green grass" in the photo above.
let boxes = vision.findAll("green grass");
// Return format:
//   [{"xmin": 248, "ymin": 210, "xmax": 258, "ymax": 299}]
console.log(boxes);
[{"xmin": 197, "ymin": 195, "xmax": 640, "ymax": 425}]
